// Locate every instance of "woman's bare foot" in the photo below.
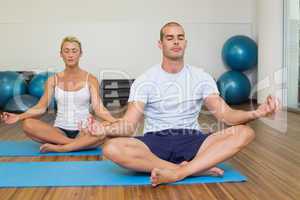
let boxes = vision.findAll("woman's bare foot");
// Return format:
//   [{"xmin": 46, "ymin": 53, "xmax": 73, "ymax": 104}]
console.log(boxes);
[{"xmin": 40, "ymin": 143, "xmax": 65, "ymax": 153}]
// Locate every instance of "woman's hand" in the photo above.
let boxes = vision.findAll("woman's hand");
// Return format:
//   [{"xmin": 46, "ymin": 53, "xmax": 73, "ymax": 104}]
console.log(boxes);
[
  {"xmin": 79, "ymin": 116, "xmax": 106, "ymax": 139},
  {"xmin": 1, "ymin": 112, "xmax": 20, "ymax": 124}
]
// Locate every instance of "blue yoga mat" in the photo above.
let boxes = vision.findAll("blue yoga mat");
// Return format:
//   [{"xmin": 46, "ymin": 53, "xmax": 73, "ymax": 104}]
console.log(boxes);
[
  {"xmin": 0, "ymin": 140, "xmax": 102, "ymax": 157},
  {"xmin": 0, "ymin": 160, "xmax": 246, "ymax": 188}
]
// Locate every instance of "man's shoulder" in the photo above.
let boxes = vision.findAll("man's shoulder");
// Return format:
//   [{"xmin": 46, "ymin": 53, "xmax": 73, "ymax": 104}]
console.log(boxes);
[
  {"xmin": 186, "ymin": 65, "xmax": 214, "ymax": 80},
  {"xmin": 134, "ymin": 64, "xmax": 160, "ymax": 83}
]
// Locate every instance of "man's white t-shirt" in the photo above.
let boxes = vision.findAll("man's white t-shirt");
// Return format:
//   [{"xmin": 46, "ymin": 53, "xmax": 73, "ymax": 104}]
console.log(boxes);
[{"xmin": 128, "ymin": 64, "xmax": 219, "ymax": 134}]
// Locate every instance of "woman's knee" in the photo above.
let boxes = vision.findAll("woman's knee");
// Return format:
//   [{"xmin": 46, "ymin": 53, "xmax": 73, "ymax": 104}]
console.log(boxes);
[{"xmin": 21, "ymin": 118, "xmax": 36, "ymax": 133}]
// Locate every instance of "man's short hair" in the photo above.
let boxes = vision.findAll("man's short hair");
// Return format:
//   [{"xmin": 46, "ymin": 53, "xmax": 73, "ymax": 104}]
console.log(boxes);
[{"xmin": 160, "ymin": 22, "xmax": 184, "ymax": 41}]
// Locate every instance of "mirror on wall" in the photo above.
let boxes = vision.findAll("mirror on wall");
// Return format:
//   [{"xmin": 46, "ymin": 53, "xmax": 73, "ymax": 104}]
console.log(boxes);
[{"xmin": 285, "ymin": 0, "xmax": 300, "ymax": 110}]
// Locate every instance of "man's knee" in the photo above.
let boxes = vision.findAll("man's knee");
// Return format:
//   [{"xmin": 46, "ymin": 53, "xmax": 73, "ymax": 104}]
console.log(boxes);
[
  {"xmin": 234, "ymin": 125, "xmax": 255, "ymax": 148},
  {"xmin": 103, "ymin": 138, "xmax": 144, "ymax": 166},
  {"xmin": 103, "ymin": 139, "xmax": 126, "ymax": 162}
]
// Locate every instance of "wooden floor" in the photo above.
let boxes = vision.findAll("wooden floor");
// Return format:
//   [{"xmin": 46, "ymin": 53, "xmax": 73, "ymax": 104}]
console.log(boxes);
[{"xmin": 0, "ymin": 107, "xmax": 299, "ymax": 200}]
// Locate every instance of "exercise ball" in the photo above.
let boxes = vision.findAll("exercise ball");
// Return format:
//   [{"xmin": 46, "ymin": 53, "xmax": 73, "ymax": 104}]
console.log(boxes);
[
  {"xmin": 222, "ymin": 35, "xmax": 257, "ymax": 71},
  {"xmin": 28, "ymin": 72, "xmax": 55, "ymax": 98},
  {"xmin": 0, "ymin": 71, "xmax": 27, "ymax": 108},
  {"xmin": 217, "ymin": 71, "xmax": 251, "ymax": 105},
  {"xmin": 28, "ymin": 72, "xmax": 56, "ymax": 110},
  {"xmin": 4, "ymin": 94, "xmax": 39, "ymax": 113}
]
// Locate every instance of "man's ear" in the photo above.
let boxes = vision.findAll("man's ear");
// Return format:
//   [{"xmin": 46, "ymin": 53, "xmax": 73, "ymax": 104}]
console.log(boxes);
[{"xmin": 158, "ymin": 40, "xmax": 162, "ymax": 49}]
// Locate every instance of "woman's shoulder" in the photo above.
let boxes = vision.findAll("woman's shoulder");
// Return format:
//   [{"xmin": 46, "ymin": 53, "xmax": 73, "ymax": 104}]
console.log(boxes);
[
  {"xmin": 45, "ymin": 74, "xmax": 56, "ymax": 87},
  {"xmin": 54, "ymin": 71, "xmax": 64, "ymax": 79},
  {"xmin": 85, "ymin": 72, "xmax": 99, "ymax": 86}
]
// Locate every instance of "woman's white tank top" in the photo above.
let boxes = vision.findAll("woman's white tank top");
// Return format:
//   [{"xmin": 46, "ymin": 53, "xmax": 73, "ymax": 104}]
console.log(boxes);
[{"xmin": 54, "ymin": 73, "xmax": 91, "ymax": 130}]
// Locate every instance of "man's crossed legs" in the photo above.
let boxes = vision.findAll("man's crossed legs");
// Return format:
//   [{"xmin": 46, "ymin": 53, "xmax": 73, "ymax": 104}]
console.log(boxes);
[{"xmin": 103, "ymin": 125, "xmax": 255, "ymax": 186}]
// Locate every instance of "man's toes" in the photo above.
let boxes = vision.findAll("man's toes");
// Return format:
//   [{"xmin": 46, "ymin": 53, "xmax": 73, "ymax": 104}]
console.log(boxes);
[
  {"xmin": 151, "ymin": 168, "xmax": 160, "ymax": 186},
  {"xmin": 209, "ymin": 167, "xmax": 224, "ymax": 176}
]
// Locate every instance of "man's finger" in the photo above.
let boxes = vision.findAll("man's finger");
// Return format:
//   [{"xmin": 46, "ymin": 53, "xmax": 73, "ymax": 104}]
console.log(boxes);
[
  {"xmin": 269, "ymin": 99, "xmax": 276, "ymax": 112},
  {"xmin": 87, "ymin": 123, "xmax": 92, "ymax": 133},
  {"xmin": 275, "ymin": 98, "xmax": 281, "ymax": 112},
  {"xmin": 91, "ymin": 123, "xmax": 97, "ymax": 134}
]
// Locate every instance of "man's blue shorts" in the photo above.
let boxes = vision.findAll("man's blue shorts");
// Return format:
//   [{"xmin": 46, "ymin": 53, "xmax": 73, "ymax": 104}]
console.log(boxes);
[{"xmin": 135, "ymin": 129, "xmax": 210, "ymax": 164}]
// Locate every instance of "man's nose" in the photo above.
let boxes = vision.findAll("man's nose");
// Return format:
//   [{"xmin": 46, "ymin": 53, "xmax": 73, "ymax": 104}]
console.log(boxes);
[{"xmin": 174, "ymin": 39, "xmax": 179, "ymax": 45}]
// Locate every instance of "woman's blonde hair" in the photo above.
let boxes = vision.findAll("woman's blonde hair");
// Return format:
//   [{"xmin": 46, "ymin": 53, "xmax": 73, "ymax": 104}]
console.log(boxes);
[{"xmin": 60, "ymin": 36, "xmax": 82, "ymax": 52}]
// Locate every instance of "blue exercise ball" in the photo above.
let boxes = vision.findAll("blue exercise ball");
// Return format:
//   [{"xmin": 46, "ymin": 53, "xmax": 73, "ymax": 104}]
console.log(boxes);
[
  {"xmin": 4, "ymin": 94, "xmax": 39, "ymax": 113},
  {"xmin": 217, "ymin": 71, "xmax": 251, "ymax": 105},
  {"xmin": 28, "ymin": 72, "xmax": 56, "ymax": 110},
  {"xmin": 222, "ymin": 35, "xmax": 257, "ymax": 71},
  {"xmin": 28, "ymin": 72, "xmax": 55, "ymax": 98},
  {"xmin": 0, "ymin": 71, "xmax": 27, "ymax": 108}
]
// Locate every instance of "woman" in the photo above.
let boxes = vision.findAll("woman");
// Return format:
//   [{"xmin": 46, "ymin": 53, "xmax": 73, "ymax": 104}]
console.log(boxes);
[{"xmin": 1, "ymin": 36, "xmax": 116, "ymax": 152}]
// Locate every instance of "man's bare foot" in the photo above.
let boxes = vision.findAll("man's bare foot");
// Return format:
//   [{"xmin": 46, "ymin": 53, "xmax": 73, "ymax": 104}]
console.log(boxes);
[
  {"xmin": 179, "ymin": 161, "xmax": 224, "ymax": 177},
  {"xmin": 40, "ymin": 143, "xmax": 65, "ymax": 153},
  {"xmin": 199, "ymin": 167, "xmax": 224, "ymax": 177},
  {"xmin": 151, "ymin": 168, "xmax": 179, "ymax": 187},
  {"xmin": 150, "ymin": 164, "xmax": 224, "ymax": 187}
]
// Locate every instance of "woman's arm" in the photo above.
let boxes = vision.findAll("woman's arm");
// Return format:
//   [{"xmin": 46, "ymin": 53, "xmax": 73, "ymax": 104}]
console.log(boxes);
[
  {"xmin": 18, "ymin": 76, "xmax": 56, "ymax": 120},
  {"xmin": 88, "ymin": 75, "xmax": 116, "ymax": 123},
  {"xmin": 2, "ymin": 76, "xmax": 55, "ymax": 124}
]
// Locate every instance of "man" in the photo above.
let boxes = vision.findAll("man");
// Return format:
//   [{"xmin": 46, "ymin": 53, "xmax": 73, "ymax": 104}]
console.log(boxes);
[{"xmin": 83, "ymin": 22, "xmax": 279, "ymax": 186}]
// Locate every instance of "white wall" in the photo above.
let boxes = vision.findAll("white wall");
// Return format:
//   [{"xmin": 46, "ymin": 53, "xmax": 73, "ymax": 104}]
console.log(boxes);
[
  {"xmin": 0, "ymin": 0, "xmax": 256, "ymax": 81},
  {"xmin": 1, "ymin": 0, "xmax": 254, "ymax": 23}
]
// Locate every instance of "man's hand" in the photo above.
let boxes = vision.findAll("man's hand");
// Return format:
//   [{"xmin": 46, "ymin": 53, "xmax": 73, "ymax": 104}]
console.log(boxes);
[
  {"xmin": 254, "ymin": 95, "xmax": 280, "ymax": 118},
  {"xmin": 79, "ymin": 116, "xmax": 106, "ymax": 139},
  {"xmin": 1, "ymin": 112, "xmax": 20, "ymax": 124}
]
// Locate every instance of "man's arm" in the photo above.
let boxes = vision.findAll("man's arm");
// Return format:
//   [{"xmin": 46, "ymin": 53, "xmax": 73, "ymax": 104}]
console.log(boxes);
[
  {"xmin": 204, "ymin": 94, "xmax": 279, "ymax": 126},
  {"xmin": 84, "ymin": 101, "xmax": 145, "ymax": 137}
]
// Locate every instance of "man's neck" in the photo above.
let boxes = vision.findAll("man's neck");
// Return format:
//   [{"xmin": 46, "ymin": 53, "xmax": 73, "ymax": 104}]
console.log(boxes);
[{"xmin": 161, "ymin": 58, "xmax": 184, "ymax": 74}]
